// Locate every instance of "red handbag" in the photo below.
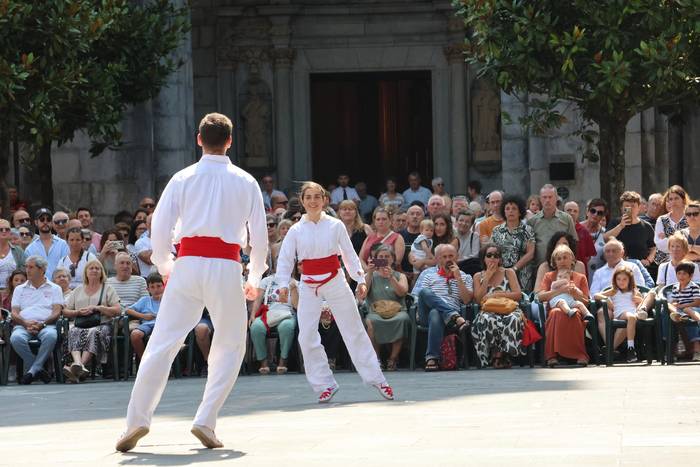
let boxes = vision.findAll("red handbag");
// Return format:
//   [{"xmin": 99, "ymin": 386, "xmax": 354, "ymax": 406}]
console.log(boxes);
[
  {"xmin": 439, "ymin": 334, "xmax": 458, "ymax": 370},
  {"xmin": 522, "ymin": 317, "xmax": 542, "ymax": 346}
]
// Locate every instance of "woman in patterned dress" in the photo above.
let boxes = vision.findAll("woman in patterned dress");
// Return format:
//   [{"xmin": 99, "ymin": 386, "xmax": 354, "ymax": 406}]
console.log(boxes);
[
  {"xmin": 470, "ymin": 243, "xmax": 525, "ymax": 369},
  {"xmin": 491, "ymin": 195, "xmax": 536, "ymax": 292},
  {"xmin": 655, "ymin": 185, "xmax": 690, "ymax": 265}
]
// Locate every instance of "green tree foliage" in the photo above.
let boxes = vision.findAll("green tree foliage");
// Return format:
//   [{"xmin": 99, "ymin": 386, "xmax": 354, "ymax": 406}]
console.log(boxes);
[
  {"xmin": 455, "ymin": 0, "xmax": 700, "ymax": 208},
  {"xmin": 0, "ymin": 0, "xmax": 189, "ymax": 207}
]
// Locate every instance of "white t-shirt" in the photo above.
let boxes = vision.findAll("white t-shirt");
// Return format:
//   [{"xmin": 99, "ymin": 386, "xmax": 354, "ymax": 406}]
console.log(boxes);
[
  {"xmin": 58, "ymin": 250, "xmax": 97, "ymax": 290},
  {"xmin": 11, "ymin": 280, "xmax": 64, "ymax": 322},
  {"xmin": 0, "ymin": 251, "xmax": 17, "ymax": 289},
  {"xmin": 134, "ymin": 235, "xmax": 154, "ymax": 278}
]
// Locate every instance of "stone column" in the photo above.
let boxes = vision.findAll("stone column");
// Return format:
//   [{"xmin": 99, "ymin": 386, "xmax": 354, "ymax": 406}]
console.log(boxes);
[
  {"xmin": 444, "ymin": 44, "xmax": 468, "ymax": 192},
  {"xmin": 272, "ymin": 48, "xmax": 296, "ymax": 192}
]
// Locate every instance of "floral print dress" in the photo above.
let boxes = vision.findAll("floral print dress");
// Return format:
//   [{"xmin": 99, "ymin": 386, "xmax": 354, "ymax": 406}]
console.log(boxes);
[{"xmin": 491, "ymin": 223, "xmax": 535, "ymax": 292}]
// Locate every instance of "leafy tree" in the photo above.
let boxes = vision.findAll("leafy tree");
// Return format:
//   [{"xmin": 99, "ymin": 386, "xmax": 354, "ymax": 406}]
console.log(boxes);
[
  {"xmin": 0, "ymin": 0, "xmax": 189, "ymax": 208},
  {"xmin": 455, "ymin": 0, "xmax": 700, "ymax": 209}
]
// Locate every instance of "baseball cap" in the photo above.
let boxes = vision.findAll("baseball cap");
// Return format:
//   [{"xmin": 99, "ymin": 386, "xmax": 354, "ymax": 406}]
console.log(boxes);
[{"xmin": 35, "ymin": 207, "xmax": 53, "ymax": 218}]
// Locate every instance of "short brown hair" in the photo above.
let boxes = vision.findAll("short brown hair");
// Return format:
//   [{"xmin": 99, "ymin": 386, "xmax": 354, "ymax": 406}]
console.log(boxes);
[
  {"xmin": 198, "ymin": 113, "xmax": 233, "ymax": 149},
  {"xmin": 619, "ymin": 191, "xmax": 641, "ymax": 205}
]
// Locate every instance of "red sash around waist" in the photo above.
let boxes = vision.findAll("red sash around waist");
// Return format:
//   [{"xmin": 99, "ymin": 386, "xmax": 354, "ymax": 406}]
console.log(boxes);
[
  {"xmin": 177, "ymin": 236, "xmax": 241, "ymax": 261},
  {"xmin": 301, "ymin": 255, "xmax": 341, "ymax": 294}
]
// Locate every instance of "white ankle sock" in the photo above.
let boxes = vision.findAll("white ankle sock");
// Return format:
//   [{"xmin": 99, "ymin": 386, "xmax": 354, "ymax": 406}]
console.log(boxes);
[{"xmin": 627, "ymin": 340, "xmax": 635, "ymax": 349}]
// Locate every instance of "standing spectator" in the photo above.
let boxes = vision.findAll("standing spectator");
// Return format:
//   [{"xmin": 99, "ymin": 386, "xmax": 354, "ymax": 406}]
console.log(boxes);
[
  {"xmin": 565, "ymin": 201, "xmax": 597, "ymax": 277},
  {"xmin": 469, "ymin": 201, "xmax": 484, "ymax": 220},
  {"xmin": 0, "ymin": 219, "xmax": 26, "ymax": 289},
  {"xmin": 413, "ymin": 244, "xmax": 472, "ymax": 371},
  {"xmin": 62, "ymin": 260, "xmax": 120, "ymax": 383},
  {"xmin": 270, "ymin": 192, "xmax": 289, "ymax": 212},
  {"xmin": 604, "ymin": 191, "xmax": 656, "ymax": 266},
  {"xmin": 265, "ymin": 215, "xmax": 279, "ymax": 274},
  {"xmin": 364, "ymin": 245, "xmax": 410, "ymax": 371},
  {"xmin": 51, "ymin": 211, "xmax": 70, "ymax": 240},
  {"xmin": 450, "ymin": 195, "xmax": 469, "ymax": 223},
  {"xmin": 58, "ymin": 227, "xmax": 97, "ymax": 290},
  {"xmin": 270, "ymin": 219, "xmax": 293, "ymax": 275},
  {"xmin": 656, "ymin": 232, "xmax": 700, "ymax": 286},
  {"xmin": 134, "ymin": 214, "xmax": 154, "ymax": 278},
  {"xmin": 76, "ymin": 207, "xmax": 102, "ymax": 253},
  {"xmin": 398, "ymin": 205, "xmax": 424, "ymax": 277},
  {"xmin": 455, "ymin": 210, "xmax": 480, "ymax": 261},
  {"xmin": 478, "ymin": 191, "xmax": 504, "ymax": 243},
  {"xmin": 641, "ymin": 193, "xmax": 664, "ymax": 226},
  {"xmin": 391, "ymin": 209, "xmax": 407, "ymax": 233},
  {"xmin": 355, "ymin": 182, "xmax": 378, "ymax": 222},
  {"xmin": 260, "ymin": 175, "xmax": 285, "ymax": 211},
  {"xmin": 3, "ymin": 269, "xmax": 27, "ymax": 310},
  {"xmin": 431, "ymin": 177, "xmax": 451, "ymax": 213},
  {"xmin": 379, "ymin": 177, "xmax": 405, "ymax": 212},
  {"xmin": 491, "ymin": 195, "xmax": 536, "ymax": 292},
  {"xmin": 12, "ymin": 209, "xmax": 32, "ymax": 229},
  {"xmin": 10, "ymin": 256, "xmax": 62, "ymax": 384},
  {"xmin": 537, "ymin": 245, "xmax": 591, "ymax": 367},
  {"xmin": 467, "ymin": 180, "xmax": 485, "ymax": 209},
  {"xmin": 359, "ymin": 207, "xmax": 405, "ymax": 269},
  {"xmin": 17, "ymin": 226, "xmax": 33, "ymax": 250},
  {"xmin": 655, "ymin": 185, "xmax": 690, "ymax": 265},
  {"xmin": 7, "ymin": 186, "xmax": 28, "ymax": 214},
  {"xmin": 527, "ymin": 184, "xmax": 578, "ymax": 266},
  {"xmin": 139, "ymin": 197, "xmax": 156, "ymax": 215},
  {"xmin": 582, "ymin": 199, "xmax": 608, "ymax": 280},
  {"xmin": 588, "ymin": 238, "xmax": 646, "ymax": 296},
  {"xmin": 25, "ymin": 208, "xmax": 69, "ymax": 279},
  {"xmin": 402, "ymin": 171, "xmax": 432, "ymax": 209},
  {"xmin": 338, "ymin": 200, "xmax": 373, "ymax": 255},
  {"xmin": 681, "ymin": 201, "xmax": 700, "ymax": 263},
  {"xmin": 127, "ymin": 273, "xmax": 164, "ymax": 362},
  {"xmin": 329, "ymin": 173, "xmax": 360, "ymax": 209},
  {"xmin": 426, "ymin": 194, "xmax": 448, "ymax": 218},
  {"xmin": 133, "ymin": 209, "xmax": 148, "ymax": 224},
  {"xmin": 526, "ymin": 194, "xmax": 542, "ymax": 219},
  {"xmin": 127, "ymin": 220, "xmax": 148, "ymax": 255},
  {"xmin": 99, "ymin": 229, "xmax": 127, "ymax": 277}
]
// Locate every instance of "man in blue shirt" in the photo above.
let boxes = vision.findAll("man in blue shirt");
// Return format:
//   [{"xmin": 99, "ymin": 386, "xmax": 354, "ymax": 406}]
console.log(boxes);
[
  {"xmin": 127, "ymin": 273, "xmax": 164, "ymax": 361},
  {"xmin": 402, "ymin": 171, "xmax": 433, "ymax": 209},
  {"xmin": 24, "ymin": 208, "xmax": 69, "ymax": 279}
]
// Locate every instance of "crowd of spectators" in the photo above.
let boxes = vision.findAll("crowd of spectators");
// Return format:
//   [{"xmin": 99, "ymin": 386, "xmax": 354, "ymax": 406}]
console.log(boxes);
[{"xmin": 2, "ymin": 170, "xmax": 700, "ymax": 384}]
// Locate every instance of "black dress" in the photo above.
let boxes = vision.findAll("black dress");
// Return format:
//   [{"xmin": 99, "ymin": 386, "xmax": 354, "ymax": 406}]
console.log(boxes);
[{"xmin": 350, "ymin": 229, "xmax": 367, "ymax": 255}]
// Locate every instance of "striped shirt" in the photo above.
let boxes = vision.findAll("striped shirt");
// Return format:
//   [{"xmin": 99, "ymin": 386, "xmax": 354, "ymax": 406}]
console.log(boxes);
[
  {"xmin": 107, "ymin": 275, "xmax": 148, "ymax": 310},
  {"xmin": 417, "ymin": 269, "xmax": 473, "ymax": 312},
  {"xmin": 670, "ymin": 281, "xmax": 700, "ymax": 307}
]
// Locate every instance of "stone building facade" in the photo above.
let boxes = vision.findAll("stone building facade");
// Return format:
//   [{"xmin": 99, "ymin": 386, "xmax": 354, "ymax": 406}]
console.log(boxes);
[{"xmin": 6, "ymin": 0, "xmax": 699, "ymax": 229}]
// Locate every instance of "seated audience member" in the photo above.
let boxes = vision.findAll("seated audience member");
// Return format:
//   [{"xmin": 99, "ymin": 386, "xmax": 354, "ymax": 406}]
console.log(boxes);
[
  {"xmin": 3, "ymin": 269, "xmax": 27, "ymax": 310},
  {"xmin": 12, "ymin": 209, "xmax": 32, "ymax": 229},
  {"xmin": 359, "ymin": 207, "xmax": 405, "ymax": 269},
  {"xmin": 127, "ymin": 273, "xmax": 164, "ymax": 361},
  {"xmin": 564, "ymin": 201, "xmax": 597, "ymax": 277},
  {"xmin": 62, "ymin": 260, "xmax": 120, "ymax": 383},
  {"xmin": 431, "ymin": 177, "xmax": 452, "ymax": 212},
  {"xmin": 536, "ymin": 245, "xmax": 590, "ymax": 367},
  {"xmin": 270, "ymin": 219, "xmax": 293, "ymax": 275},
  {"xmin": 432, "ymin": 213, "xmax": 460, "ymax": 250},
  {"xmin": 114, "ymin": 222, "xmax": 131, "ymax": 244},
  {"xmin": 51, "ymin": 211, "xmax": 70, "ymax": 240},
  {"xmin": 681, "ymin": 201, "xmax": 700, "ymax": 263},
  {"xmin": 265, "ymin": 214, "xmax": 279, "ymax": 274},
  {"xmin": 59, "ymin": 227, "xmax": 98, "ymax": 289},
  {"xmin": 426, "ymin": 194, "xmax": 447, "ymax": 218},
  {"xmin": 455, "ymin": 210, "xmax": 480, "ymax": 261},
  {"xmin": 526, "ymin": 194, "xmax": 542, "ymax": 219},
  {"xmin": 471, "ymin": 243, "xmax": 525, "ymax": 369},
  {"xmin": 491, "ymin": 195, "xmax": 536, "ymax": 292},
  {"xmin": 134, "ymin": 214, "xmax": 154, "ymax": 277},
  {"xmin": 414, "ymin": 244, "xmax": 472, "ymax": 371},
  {"xmin": 51, "ymin": 267, "xmax": 72, "ymax": 298},
  {"xmin": 667, "ymin": 261, "xmax": 700, "ymax": 361},
  {"xmin": 338, "ymin": 200, "xmax": 373, "ymax": 255},
  {"xmin": 18, "ymin": 226, "xmax": 33, "ymax": 250},
  {"xmin": 356, "ymin": 181, "xmax": 379, "ymax": 223},
  {"xmin": 589, "ymin": 238, "xmax": 645, "ymax": 296},
  {"xmin": 623, "ymin": 257, "xmax": 656, "ymax": 289},
  {"xmin": 450, "ymin": 195, "xmax": 469, "ymax": 222},
  {"xmin": 391, "ymin": 209, "xmax": 408, "ymax": 233},
  {"xmin": 10, "ymin": 256, "xmax": 63, "ymax": 384},
  {"xmin": 25, "ymin": 208, "xmax": 69, "ymax": 279},
  {"xmin": 194, "ymin": 310, "xmax": 214, "ymax": 374},
  {"xmin": 76, "ymin": 207, "xmax": 102, "ymax": 252},
  {"xmin": 364, "ymin": 245, "xmax": 410, "ymax": 371},
  {"xmin": 127, "ymin": 220, "xmax": 147, "ymax": 254},
  {"xmin": 654, "ymin": 185, "xmax": 689, "ymax": 265},
  {"xmin": 469, "ymin": 201, "xmax": 484, "ymax": 221},
  {"xmin": 0, "ymin": 218, "xmax": 26, "ymax": 288},
  {"xmin": 113, "ymin": 210, "xmax": 134, "ymax": 226},
  {"xmin": 260, "ymin": 174, "xmax": 285, "ymax": 211},
  {"xmin": 398, "ymin": 205, "xmax": 424, "ymax": 280},
  {"xmin": 133, "ymin": 209, "xmax": 148, "ymax": 223},
  {"xmin": 99, "ymin": 229, "xmax": 127, "ymax": 277},
  {"xmin": 410, "ymin": 219, "xmax": 435, "ymax": 273},
  {"xmin": 533, "ymin": 232, "xmax": 586, "ymax": 295},
  {"xmin": 604, "ymin": 191, "xmax": 656, "ymax": 266},
  {"xmin": 478, "ymin": 191, "xmax": 505, "ymax": 243},
  {"xmin": 318, "ymin": 300, "xmax": 343, "ymax": 370},
  {"xmin": 379, "ymin": 177, "xmax": 405, "ymax": 212},
  {"xmin": 270, "ymin": 192, "xmax": 289, "ymax": 212},
  {"xmin": 107, "ymin": 252, "xmax": 148, "ymax": 322},
  {"xmin": 80, "ymin": 228, "xmax": 98, "ymax": 255},
  {"xmin": 593, "ymin": 266, "xmax": 649, "ymax": 363},
  {"xmin": 248, "ymin": 271, "xmax": 298, "ymax": 374}
]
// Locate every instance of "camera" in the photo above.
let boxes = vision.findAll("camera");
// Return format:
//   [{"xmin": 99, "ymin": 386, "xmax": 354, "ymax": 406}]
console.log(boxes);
[
  {"xmin": 373, "ymin": 258, "xmax": 388, "ymax": 268},
  {"xmin": 112, "ymin": 240, "xmax": 125, "ymax": 251}
]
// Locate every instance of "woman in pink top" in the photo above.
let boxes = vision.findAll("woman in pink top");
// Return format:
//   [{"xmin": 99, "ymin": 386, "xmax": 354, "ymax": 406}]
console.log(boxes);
[{"xmin": 359, "ymin": 207, "xmax": 405, "ymax": 269}]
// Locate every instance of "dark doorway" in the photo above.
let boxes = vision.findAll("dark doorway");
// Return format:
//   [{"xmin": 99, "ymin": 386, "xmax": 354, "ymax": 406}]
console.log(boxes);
[{"xmin": 310, "ymin": 71, "xmax": 433, "ymax": 195}]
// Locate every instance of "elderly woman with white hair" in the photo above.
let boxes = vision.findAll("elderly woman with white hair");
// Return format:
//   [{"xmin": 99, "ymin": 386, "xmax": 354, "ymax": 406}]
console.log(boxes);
[
  {"xmin": 431, "ymin": 177, "xmax": 452, "ymax": 213},
  {"xmin": 62, "ymin": 259, "xmax": 121, "ymax": 382}
]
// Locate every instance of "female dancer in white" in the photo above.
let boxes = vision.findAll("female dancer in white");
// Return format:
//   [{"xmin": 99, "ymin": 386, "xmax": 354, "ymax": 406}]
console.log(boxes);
[{"xmin": 276, "ymin": 181, "xmax": 394, "ymax": 402}]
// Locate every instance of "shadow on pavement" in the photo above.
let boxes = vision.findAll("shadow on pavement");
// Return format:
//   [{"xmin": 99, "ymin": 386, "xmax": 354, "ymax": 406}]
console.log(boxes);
[{"xmin": 115, "ymin": 448, "xmax": 245, "ymax": 465}]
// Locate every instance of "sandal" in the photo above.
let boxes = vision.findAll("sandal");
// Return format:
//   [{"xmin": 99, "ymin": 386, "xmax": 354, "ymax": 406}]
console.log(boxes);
[
  {"xmin": 386, "ymin": 359, "xmax": 397, "ymax": 372},
  {"xmin": 546, "ymin": 358, "xmax": 559, "ymax": 368},
  {"xmin": 258, "ymin": 366, "xmax": 270, "ymax": 375},
  {"xmin": 576, "ymin": 359, "xmax": 588, "ymax": 367},
  {"xmin": 452, "ymin": 316, "xmax": 470, "ymax": 333},
  {"xmin": 276, "ymin": 366, "xmax": 288, "ymax": 375},
  {"xmin": 424, "ymin": 358, "xmax": 439, "ymax": 372}
]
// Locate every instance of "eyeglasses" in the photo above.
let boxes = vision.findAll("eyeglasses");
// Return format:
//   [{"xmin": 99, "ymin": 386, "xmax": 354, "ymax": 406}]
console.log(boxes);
[
  {"xmin": 267, "ymin": 223, "xmax": 277, "ymax": 227},
  {"xmin": 19, "ymin": 232, "xmax": 32, "ymax": 238},
  {"xmin": 685, "ymin": 212, "xmax": 700, "ymax": 217},
  {"xmin": 53, "ymin": 219, "xmax": 68, "ymax": 225},
  {"xmin": 141, "ymin": 203, "xmax": 155, "ymax": 209},
  {"xmin": 17, "ymin": 218, "xmax": 31, "ymax": 224},
  {"xmin": 589, "ymin": 208, "xmax": 605, "ymax": 216},
  {"xmin": 291, "ymin": 215, "xmax": 302, "ymax": 221},
  {"xmin": 0, "ymin": 227, "xmax": 10, "ymax": 233},
  {"xmin": 82, "ymin": 236, "xmax": 92, "ymax": 241},
  {"xmin": 485, "ymin": 252, "xmax": 501, "ymax": 259}
]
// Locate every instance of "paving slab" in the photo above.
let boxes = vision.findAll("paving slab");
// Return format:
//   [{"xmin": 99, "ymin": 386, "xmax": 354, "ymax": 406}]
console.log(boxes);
[{"xmin": 1, "ymin": 364, "xmax": 699, "ymax": 466}]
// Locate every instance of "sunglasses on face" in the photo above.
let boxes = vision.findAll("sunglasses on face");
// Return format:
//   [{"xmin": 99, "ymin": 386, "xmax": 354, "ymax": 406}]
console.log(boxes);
[
  {"xmin": 53, "ymin": 219, "xmax": 68, "ymax": 225},
  {"xmin": 82, "ymin": 236, "xmax": 92, "ymax": 241},
  {"xmin": 141, "ymin": 203, "xmax": 155, "ymax": 209},
  {"xmin": 485, "ymin": 252, "xmax": 501, "ymax": 259},
  {"xmin": 589, "ymin": 208, "xmax": 605, "ymax": 216},
  {"xmin": 37, "ymin": 216, "xmax": 51, "ymax": 223},
  {"xmin": 18, "ymin": 218, "xmax": 31, "ymax": 224},
  {"xmin": 0, "ymin": 227, "xmax": 10, "ymax": 233},
  {"xmin": 686, "ymin": 211, "xmax": 700, "ymax": 218},
  {"xmin": 267, "ymin": 223, "xmax": 277, "ymax": 227},
  {"xmin": 19, "ymin": 232, "xmax": 31, "ymax": 237},
  {"xmin": 292, "ymin": 215, "xmax": 301, "ymax": 221}
]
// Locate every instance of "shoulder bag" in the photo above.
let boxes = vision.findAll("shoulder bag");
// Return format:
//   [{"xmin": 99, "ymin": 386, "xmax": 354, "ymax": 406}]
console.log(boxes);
[{"xmin": 74, "ymin": 284, "xmax": 105, "ymax": 329}]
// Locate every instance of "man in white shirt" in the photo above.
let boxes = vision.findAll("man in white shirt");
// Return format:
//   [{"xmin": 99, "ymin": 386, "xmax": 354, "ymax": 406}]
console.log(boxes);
[
  {"xmin": 24, "ymin": 208, "xmax": 69, "ymax": 279},
  {"xmin": 117, "ymin": 112, "xmax": 267, "ymax": 453},
  {"xmin": 134, "ymin": 214, "xmax": 154, "ymax": 277},
  {"xmin": 107, "ymin": 252, "xmax": 148, "ymax": 331},
  {"xmin": 329, "ymin": 173, "xmax": 360, "ymax": 209},
  {"xmin": 402, "ymin": 171, "xmax": 432, "ymax": 209},
  {"xmin": 260, "ymin": 175, "xmax": 285, "ymax": 211},
  {"xmin": 589, "ymin": 238, "xmax": 646, "ymax": 296},
  {"xmin": 10, "ymin": 256, "xmax": 63, "ymax": 385}
]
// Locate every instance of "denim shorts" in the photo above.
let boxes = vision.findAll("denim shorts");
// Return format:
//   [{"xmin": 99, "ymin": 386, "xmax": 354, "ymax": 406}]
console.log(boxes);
[{"xmin": 136, "ymin": 323, "xmax": 155, "ymax": 336}]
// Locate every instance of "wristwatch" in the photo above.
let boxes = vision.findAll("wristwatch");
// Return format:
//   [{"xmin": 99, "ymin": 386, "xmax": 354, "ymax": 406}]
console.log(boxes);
[{"xmin": 513, "ymin": 266, "xmax": 519, "ymax": 272}]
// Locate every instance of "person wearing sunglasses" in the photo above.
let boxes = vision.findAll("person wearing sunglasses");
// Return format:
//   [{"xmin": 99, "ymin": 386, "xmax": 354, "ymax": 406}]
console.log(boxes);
[
  {"xmin": 17, "ymin": 226, "xmax": 33, "ymax": 250},
  {"xmin": 582, "ymin": 198, "xmax": 608, "ymax": 278},
  {"xmin": 0, "ymin": 219, "xmax": 27, "ymax": 296},
  {"xmin": 24, "ymin": 208, "xmax": 69, "ymax": 279},
  {"xmin": 139, "ymin": 197, "xmax": 157, "ymax": 215},
  {"xmin": 76, "ymin": 207, "xmax": 103, "ymax": 253},
  {"xmin": 681, "ymin": 202, "xmax": 700, "ymax": 263},
  {"xmin": 58, "ymin": 227, "xmax": 97, "ymax": 290},
  {"xmin": 52, "ymin": 211, "xmax": 70, "ymax": 240},
  {"xmin": 11, "ymin": 209, "xmax": 32, "ymax": 229}
]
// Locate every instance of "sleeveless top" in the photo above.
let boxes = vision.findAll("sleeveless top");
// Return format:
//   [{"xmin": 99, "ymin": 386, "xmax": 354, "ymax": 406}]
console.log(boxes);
[
  {"xmin": 367, "ymin": 271, "xmax": 407, "ymax": 312},
  {"xmin": 610, "ymin": 291, "xmax": 636, "ymax": 315},
  {"xmin": 480, "ymin": 271, "xmax": 511, "ymax": 294},
  {"xmin": 361, "ymin": 231, "xmax": 400, "ymax": 263},
  {"xmin": 350, "ymin": 229, "xmax": 367, "ymax": 254},
  {"xmin": 656, "ymin": 214, "xmax": 688, "ymax": 264}
]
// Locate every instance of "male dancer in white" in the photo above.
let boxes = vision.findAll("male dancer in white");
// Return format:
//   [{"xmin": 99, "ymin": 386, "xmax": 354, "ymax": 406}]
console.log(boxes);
[
  {"xmin": 116, "ymin": 113, "xmax": 267, "ymax": 452},
  {"xmin": 276, "ymin": 181, "xmax": 394, "ymax": 403}
]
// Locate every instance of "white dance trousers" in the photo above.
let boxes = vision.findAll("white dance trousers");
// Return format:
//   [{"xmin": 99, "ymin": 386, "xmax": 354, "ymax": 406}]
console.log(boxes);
[
  {"xmin": 125, "ymin": 257, "xmax": 247, "ymax": 430},
  {"xmin": 297, "ymin": 273, "xmax": 386, "ymax": 393}
]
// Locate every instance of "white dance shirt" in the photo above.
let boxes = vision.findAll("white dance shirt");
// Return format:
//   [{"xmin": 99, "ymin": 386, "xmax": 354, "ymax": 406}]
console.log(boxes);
[
  {"xmin": 150, "ymin": 154, "xmax": 268, "ymax": 287},
  {"xmin": 275, "ymin": 212, "xmax": 366, "ymax": 289}
]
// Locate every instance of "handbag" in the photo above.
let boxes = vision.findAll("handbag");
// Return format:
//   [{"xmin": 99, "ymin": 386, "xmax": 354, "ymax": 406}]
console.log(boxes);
[
  {"xmin": 260, "ymin": 281, "xmax": 293, "ymax": 328},
  {"xmin": 481, "ymin": 296, "xmax": 518, "ymax": 314},
  {"xmin": 372, "ymin": 299, "xmax": 401, "ymax": 319},
  {"xmin": 74, "ymin": 285, "xmax": 105, "ymax": 329},
  {"xmin": 521, "ymin": 317, "xmax": 542, "ymax": 346},
  {"xmin": 439, "ymin": 334, "xmax": 458, "ymax": 370}
]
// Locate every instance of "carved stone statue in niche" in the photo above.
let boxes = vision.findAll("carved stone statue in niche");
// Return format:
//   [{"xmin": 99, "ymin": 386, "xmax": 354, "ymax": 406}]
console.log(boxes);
[
  {"xmin": 240, "ymin": 78, "xmax": 272, "ymax": 167},
  {"xmin": 471, "ymin": 79, "xmax": 501, "ymax": 162}
]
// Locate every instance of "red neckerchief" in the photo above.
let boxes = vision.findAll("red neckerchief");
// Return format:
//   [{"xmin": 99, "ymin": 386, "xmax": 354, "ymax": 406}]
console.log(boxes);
[{"xmin": 437, "ymin": 267, "xmax": 452, "ymax": 284}]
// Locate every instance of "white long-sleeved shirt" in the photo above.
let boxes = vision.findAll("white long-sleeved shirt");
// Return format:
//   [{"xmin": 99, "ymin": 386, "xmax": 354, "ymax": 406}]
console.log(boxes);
[
  {"xmin": 150, "ymin": 154, "xmax": 268, "ymax": 287},
  {"xmin": 275, "ymin": 212, "xmax": 365, "ymax": 289}
]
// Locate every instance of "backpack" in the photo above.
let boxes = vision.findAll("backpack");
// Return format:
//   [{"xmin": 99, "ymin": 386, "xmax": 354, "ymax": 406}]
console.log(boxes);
[{"xmin": 439, "ymin": 334, "xmax": 458, "ymax": 370}]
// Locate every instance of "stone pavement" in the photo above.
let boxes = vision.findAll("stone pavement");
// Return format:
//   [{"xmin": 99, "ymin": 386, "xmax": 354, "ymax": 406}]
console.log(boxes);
[{"xmin": 2, "ymin": 365, "xmax": 699, "ymax": 466}]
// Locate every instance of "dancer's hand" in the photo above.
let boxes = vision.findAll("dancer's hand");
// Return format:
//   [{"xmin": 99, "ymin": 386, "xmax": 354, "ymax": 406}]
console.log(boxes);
[
  {"xmin": 244, "ymin": 282, "xmax": 258, "ymax": 301},
  {"xmin": 277, "ymin": 287, "xmax": 289, "ymax": 303},
  {"xmin": 356, "ymin": 283, "xmax": 367, "ymax": 301}
]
